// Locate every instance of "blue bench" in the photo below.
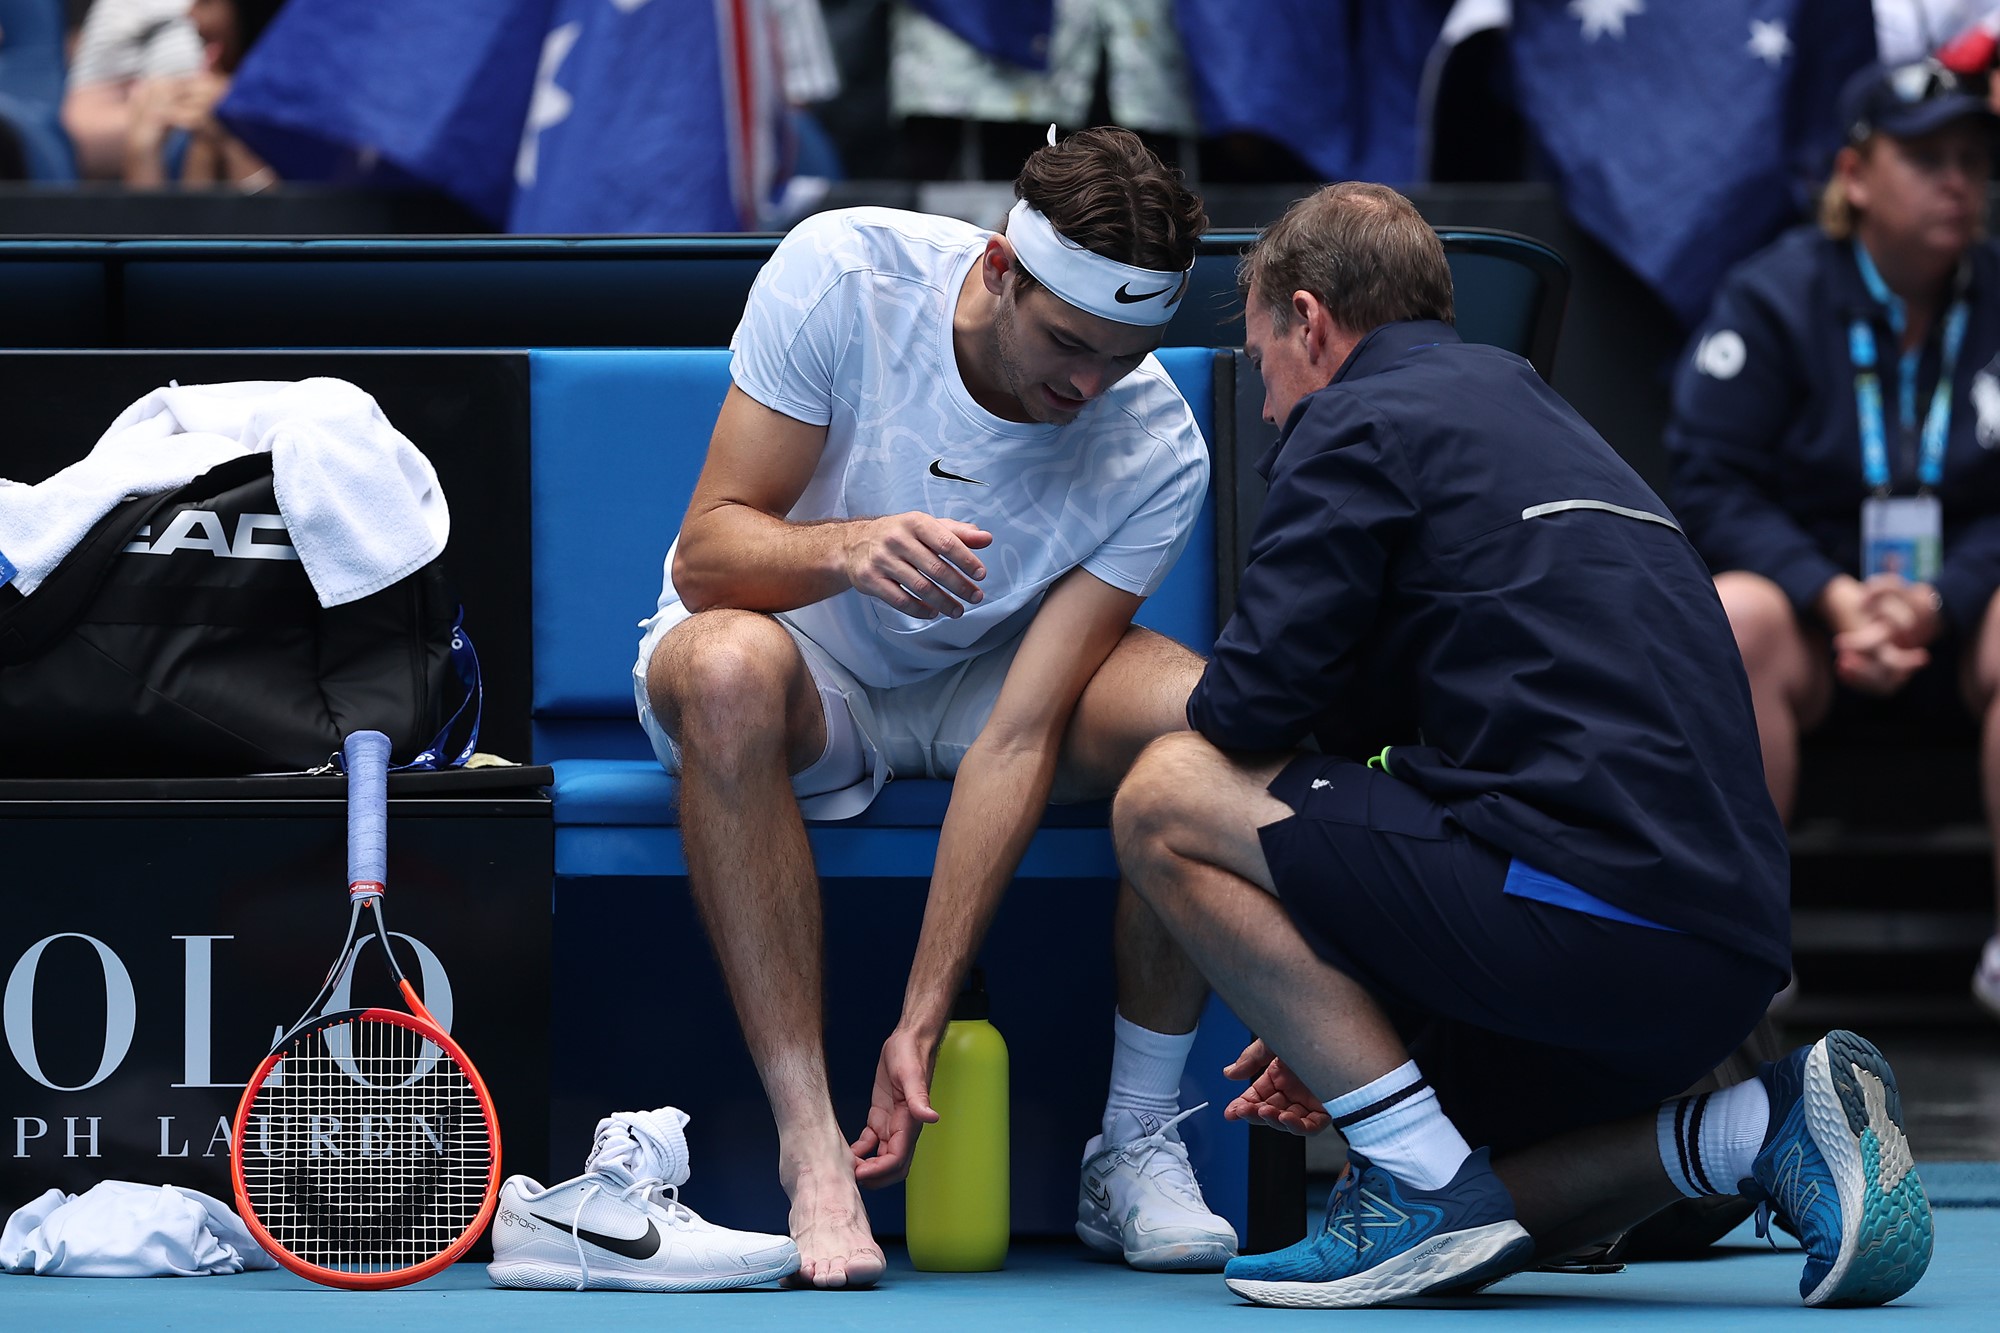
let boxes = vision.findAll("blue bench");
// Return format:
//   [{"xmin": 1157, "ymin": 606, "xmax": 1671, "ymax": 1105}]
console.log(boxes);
[{"xmin": 528, "ymin": 345, "xmax": 1262, "ymax": 1239}]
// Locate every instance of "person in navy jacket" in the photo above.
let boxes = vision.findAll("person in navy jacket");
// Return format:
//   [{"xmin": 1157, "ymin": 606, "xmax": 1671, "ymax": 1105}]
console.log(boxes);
[
  {"xmin": 1112, "ymin": 181, "xmax": 1933, "ymax": 1309},
  {"xmin": 1666, "ymin": 58, "xmax": 2000, "ymax": 1018}
]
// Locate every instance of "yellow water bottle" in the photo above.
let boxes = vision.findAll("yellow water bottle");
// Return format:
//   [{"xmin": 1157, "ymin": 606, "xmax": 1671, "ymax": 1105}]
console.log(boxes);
[{"xmin": 905, "ymin": 967, "xmax": 1010, "ymax": 1271}]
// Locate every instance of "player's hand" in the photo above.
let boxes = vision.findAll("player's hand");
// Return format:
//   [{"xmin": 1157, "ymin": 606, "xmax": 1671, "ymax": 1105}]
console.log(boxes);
[
  {"xmin": 1222, "ymin": 1038, "xmax": 1332, "ymax": 1136},
  {"xmin": 849, "ymin": 1026, "xmax": 941, "ymax": 1186},
  {"xmin": 844, "ymin": 513, "xmax": 990, "ymax": 620},
  {"xmin": 1833, "ymin": 617, "xmax": 1929, "ymax": 696}
]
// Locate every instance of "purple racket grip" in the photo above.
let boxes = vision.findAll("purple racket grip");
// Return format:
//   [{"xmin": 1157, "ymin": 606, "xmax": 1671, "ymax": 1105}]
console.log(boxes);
[{"xmin": 344, "ymin": 730, "xmax": 391, "ymax": 898}]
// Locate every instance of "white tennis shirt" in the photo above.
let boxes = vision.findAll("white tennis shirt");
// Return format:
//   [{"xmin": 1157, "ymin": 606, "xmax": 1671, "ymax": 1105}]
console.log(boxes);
[{"xmin": 646, "ymin": 207, "xmax": 1209, "ymax": 689}]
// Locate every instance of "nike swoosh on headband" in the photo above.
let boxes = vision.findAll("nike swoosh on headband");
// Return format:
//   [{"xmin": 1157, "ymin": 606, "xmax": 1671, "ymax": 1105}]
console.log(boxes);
[
  {"xmin": 1114, "ymin": 282, "xmax": 1176, "ymax": 304},
  {"xmin": 530, "ymin": 1211, "xmax": 663, "ymax": 1260},
  {"xmin": 930, "ymin": 459, "xmax": 986, "ymax": 485}
]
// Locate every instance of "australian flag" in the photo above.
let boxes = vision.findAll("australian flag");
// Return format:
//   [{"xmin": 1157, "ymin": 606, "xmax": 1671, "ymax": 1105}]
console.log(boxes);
[
  {"xmin": 1176, "ymin": 0, "xmax": 1453, "ymax": 183},
  {"xmin": 1511, "ymin": 0, "xmax": 1875, "ymax": 326},
  {"xmin": 221, "ymin": 0, "xmax": 784, "ymax": 232}
]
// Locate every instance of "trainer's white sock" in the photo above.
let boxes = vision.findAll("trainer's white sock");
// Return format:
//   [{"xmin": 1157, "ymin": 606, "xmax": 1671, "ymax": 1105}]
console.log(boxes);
[
  {"xmin": 1102, "ymin": 1011, "xmax": 1195, "ymax": 1139},
  {"xmin": 1657, "ymin": 1079, "xmax": 1771, "ymax": 1198},
  {"xmin": 1326, "ymin": 1060, "xmax": 1471, "ymax": 1191}
]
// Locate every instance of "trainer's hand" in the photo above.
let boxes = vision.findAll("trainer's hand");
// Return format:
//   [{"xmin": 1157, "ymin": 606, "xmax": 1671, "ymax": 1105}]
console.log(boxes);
[
  {"xmin": 1222, "ymin": 1038, "xmax": 1331, "ymax": 1136},
  {"xmin": 843, "ymin": 514, "xmax": 991, "ymax": 620},
  {"xmin": 850, "ymin": 1026, "xmax": 941, "ymax": 1186}
]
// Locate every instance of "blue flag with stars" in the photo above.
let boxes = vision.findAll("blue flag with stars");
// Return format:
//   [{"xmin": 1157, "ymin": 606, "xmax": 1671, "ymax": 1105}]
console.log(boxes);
[
  {"xmin": 1511, "ymin": 0, "xmax": 1875, "ymax": 326},
  {"xmin": 221, "ymin": 0, "xmax": 551, "ymax": 224},
  {"xmin": 221, "ymin": 0, "xmax": 779, "ymax": 231},
  {"xmin": 509, "ymin": 0, "xmax": 779, "ymax": 232}
]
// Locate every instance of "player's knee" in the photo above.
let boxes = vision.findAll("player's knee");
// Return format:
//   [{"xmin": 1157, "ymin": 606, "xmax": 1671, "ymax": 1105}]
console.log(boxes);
[{"xmin": 650, "ymin": 612, "xmax": 796, "ymax": 745}]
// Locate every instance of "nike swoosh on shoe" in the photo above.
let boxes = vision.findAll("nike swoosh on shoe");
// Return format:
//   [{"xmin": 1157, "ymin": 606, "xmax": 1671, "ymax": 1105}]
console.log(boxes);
[{"xmin": 530, "ymin": 1211, "xmax": 662, "ymax": 1260}]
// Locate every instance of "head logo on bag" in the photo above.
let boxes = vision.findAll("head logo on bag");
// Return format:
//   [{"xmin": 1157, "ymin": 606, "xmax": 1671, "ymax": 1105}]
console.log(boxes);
[{"xmin": 122, "ymin": 510, "xmax": 300, "ymax": 562}]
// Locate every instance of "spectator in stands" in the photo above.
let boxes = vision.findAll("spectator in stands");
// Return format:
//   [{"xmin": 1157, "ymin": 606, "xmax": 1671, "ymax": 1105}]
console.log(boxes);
[
  {"xmin": 1665, "ymin": 59, "xmax": 2000, "ymax": 1021},
  {"xmin": 635, "ymin": 128, "xmax": 1231, "ymax": 1287},
  {"xmin": 59, "ymin": 0, "xmax": 201, "ymax": 178},
  {"xmin": 1112, "ymin": 180, "xmax": 1933, "ymax": 1309},
  {"xmin": 121, "ymin": 0, "xmax": 279, "ymax": 188}
]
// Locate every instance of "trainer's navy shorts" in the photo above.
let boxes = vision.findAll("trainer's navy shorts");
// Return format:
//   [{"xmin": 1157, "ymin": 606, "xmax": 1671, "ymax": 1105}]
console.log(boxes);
[{"xmin": 1257, "ymin": 754, "xmax": 1785, "ymax": 1154}]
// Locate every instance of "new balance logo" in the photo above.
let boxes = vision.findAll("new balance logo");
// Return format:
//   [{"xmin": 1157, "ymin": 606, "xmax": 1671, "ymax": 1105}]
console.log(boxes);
[
  {"xmin": 1331, "ymin": 1190, "xmax": 1415, "ymax": 1256},
  {"xmin": 124, "ymin": 510, "xmax": 299, "ymax": 561},
  {"xmin": 1768, "ymin": 1142, "xmax": 1823, "ymax": 1220}
]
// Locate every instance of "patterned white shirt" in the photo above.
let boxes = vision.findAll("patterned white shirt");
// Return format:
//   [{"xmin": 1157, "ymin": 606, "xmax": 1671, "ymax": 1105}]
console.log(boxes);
[{"xmin": 647, "ymin": 206, "xmax": 1209, "ymax": 689}]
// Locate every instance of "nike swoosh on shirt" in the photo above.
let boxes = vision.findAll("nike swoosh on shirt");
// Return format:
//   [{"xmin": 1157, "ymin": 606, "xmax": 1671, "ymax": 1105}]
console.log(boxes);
[
  {"xmin": 930, "ymin": 459, "xmax": 986, "ymax": 485},
  {"xmin": 529, "ymin": 1210, "xmax": 662, "ymax": 1260}
]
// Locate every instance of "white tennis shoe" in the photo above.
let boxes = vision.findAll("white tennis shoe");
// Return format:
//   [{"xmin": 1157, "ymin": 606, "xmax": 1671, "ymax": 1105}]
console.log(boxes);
[
  {"xmin": 487, "ymin": 1106, "xmax": 798, "ymax": 1292},
  {"xmin": 1076, "ymin": 1105, "xmax": 1238, "ymax": 1271}
]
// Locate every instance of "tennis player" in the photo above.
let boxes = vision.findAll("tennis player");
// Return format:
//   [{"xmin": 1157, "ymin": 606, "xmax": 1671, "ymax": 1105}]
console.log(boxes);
[{"xmin": 633, "ymin": 128, "xmax": 1229, "ymax": 1288}]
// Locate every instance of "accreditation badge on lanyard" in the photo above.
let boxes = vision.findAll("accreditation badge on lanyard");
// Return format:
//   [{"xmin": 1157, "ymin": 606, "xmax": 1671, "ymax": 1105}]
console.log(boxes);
[
  {"xmin": 1861, "ymin": 492, "xmax": 1942, "ymax": 581},
  {"xmin": 1849, "ymin": 245, "xmax": 1966, "ymax": 584}
]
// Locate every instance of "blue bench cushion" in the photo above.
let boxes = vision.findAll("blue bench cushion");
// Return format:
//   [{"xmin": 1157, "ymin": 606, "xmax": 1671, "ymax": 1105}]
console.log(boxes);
[
  {"xmin": 552, "ymin": 759, "xmax": 1119, "ymax": 878},
  {"xmin": 552, "ymin": 758, "xmax": 1115, "ymax": 827}
]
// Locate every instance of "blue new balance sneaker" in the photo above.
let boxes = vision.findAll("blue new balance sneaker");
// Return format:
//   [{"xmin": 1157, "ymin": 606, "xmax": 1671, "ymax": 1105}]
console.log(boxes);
[
  {"xmin": 1222, "ymin": 1148, "xmax": 1533, "ymax": 1308},
  {"xmin": 1745, "ymin": 1030, "xmax": 1933, "ymax": 1307}
]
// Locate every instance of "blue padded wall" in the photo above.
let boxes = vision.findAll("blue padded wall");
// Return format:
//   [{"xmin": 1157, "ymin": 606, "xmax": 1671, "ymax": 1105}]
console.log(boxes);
[{"xmin": 529, "ymin": 348, "xmax": 729, "ymax": 760}]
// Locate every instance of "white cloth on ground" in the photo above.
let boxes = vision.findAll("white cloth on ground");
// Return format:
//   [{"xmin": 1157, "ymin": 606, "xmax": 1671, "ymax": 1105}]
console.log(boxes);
[
  {"xmin": 0, "ymin": 378, "xmax": 449, "ymax": 607},
  {"xmin": 0, "ymin": 1181, "xmax": 276, "ymax": 1277}
]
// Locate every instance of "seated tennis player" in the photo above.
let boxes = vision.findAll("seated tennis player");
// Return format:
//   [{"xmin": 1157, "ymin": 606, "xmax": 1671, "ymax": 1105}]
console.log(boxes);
[
  {"xmin": 1113, "ymin": 181, "xmax": 1935, "ymax": 1309},
  {"xmin": 633, "ymin": 128, "xmax": 1230, "ymax": 1288}
]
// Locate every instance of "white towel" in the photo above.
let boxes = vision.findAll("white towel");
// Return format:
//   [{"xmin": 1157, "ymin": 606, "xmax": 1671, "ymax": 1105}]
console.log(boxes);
[
  {"xmin": 0, "ymin": 1181, "xmax": 277, "ymax": 1278},
  {"xmin": 0, "ymin": 378, "xmax": 449, "ymax": 608}
]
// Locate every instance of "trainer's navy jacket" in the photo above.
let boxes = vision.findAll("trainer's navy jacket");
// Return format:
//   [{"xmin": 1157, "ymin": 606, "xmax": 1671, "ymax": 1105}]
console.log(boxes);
[
  {"xmin": 1666, "ymin": 226, "xmax": 2000, "ymax": 639},
  {"xmin": 1189, "ymin": 322, "xmax": 1790, "ymax": 970}
]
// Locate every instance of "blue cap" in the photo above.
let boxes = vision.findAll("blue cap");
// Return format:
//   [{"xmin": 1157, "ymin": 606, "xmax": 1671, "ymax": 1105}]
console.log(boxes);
[{"xmin": 1839, "ymin": 58, "xmax": 1997, "ymax": 145}]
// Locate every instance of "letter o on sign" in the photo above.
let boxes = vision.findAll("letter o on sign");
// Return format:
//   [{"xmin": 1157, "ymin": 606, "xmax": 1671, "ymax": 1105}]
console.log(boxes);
[{"xmin": 4, "ymin": 934, "xmax": 138, "ymax": 1091}]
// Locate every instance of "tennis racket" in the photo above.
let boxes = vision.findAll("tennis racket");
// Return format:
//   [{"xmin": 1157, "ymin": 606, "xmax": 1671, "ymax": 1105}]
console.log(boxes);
[{"xmin": 230, "ymin": 729, "xmax": 502, "ymax": 1289}]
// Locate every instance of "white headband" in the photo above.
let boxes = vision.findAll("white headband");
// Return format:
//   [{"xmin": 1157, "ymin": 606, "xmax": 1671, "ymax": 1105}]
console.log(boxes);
[{"xmin": 1003, "ymin": 199, "xmax": 1191, "ymax": 327}]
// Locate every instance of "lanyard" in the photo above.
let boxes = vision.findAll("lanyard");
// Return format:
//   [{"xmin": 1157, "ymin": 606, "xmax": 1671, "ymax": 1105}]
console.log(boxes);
[{"xmin": 1850, "ymin": 242, "xmax": 1968, "ymax": 494}]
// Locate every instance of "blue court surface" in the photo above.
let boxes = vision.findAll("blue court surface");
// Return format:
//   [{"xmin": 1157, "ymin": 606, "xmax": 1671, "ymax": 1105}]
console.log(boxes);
[{"xmin": 3, "ymin": 1189, "xmax": 1995, "ymax": 1332}]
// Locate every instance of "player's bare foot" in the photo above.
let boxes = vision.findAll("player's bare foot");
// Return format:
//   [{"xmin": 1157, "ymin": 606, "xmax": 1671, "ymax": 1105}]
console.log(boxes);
[{"xmin": 782, "ymin": 1161, "xmax": 885, "ymax": 1289}]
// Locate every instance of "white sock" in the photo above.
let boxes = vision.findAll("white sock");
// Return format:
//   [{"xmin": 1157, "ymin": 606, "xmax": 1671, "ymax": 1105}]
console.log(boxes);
[
  {"xmin": 1325, "ymin": 1060, "xmax": 1471, "ymax": 1191},
  {"xmin": 1102, "ymin": 1011, "xmax": 1195, "ymax": 1139},
  {"xmin": 1657, "ymin": 1079, "xmax": 1771, "ymax": 1198}
]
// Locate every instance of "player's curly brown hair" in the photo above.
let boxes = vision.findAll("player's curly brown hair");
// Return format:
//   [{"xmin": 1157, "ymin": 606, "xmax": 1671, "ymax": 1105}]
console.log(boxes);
[{"xmin": 1006, "ymin": 128, "xmax": 1207, "ymax": 287}]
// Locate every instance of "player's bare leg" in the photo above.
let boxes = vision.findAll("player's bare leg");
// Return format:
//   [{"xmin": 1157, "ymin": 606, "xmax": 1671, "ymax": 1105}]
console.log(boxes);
[
  {"xmin": 1060, "ymin": 625, "xmax": 1211, "ymax": 1032},
  {"xmin": 649, "ymin": 610, "xmax": 885, "ymax": 1288}
]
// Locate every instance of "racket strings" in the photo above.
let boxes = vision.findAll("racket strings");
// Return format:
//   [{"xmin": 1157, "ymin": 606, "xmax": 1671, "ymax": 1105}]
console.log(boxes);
[{"xmin": 239, "ymin": 1016, "xmax": 494, "ymax": 1275}]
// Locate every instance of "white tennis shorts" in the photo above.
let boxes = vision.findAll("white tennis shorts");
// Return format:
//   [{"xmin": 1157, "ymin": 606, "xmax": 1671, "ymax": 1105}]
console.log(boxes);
[{"xmin": 633, "ymin": 607, "xmax": 1028, "ymax": 820}]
